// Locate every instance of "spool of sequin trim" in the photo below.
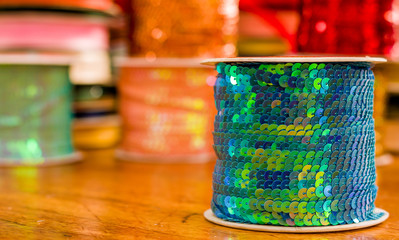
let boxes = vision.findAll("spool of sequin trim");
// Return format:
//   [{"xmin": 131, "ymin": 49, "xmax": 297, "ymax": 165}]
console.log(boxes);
[
  {"xmin": 202, "ymin": 56, "xmax": 389, "ymax": 232},
  {"xmin": 129, "ymin": 0, "xmax": 239, "ymax": 58},
  {"xmin": 0, "ymin": 54, "xmax": 81, "ymax": 166},
  {"xmin": 115, "ymin": 58, "xmax": 216, "ymax": 163}
]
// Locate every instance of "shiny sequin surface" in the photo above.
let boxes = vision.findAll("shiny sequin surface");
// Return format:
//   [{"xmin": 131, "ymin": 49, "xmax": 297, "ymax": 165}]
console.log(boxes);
[
  {"xmin": 211, "ymin": 61, "xmax": 383, "ymax": 226},
  {"xmin": 0, "ymin": 65, "xmax": 75, "ymax": 165},
  {"xmin": 131, "ymin": 0, "xmax": 238, "ymax": 58}
]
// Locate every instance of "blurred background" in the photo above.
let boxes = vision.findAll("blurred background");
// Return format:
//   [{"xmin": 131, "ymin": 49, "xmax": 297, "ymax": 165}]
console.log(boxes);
[{"xmin": 0, "ymin": 0, "xmax": 399, "ymax": 165}]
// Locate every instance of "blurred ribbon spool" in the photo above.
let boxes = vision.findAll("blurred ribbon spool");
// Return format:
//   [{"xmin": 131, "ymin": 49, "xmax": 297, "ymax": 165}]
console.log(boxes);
[
  {"xmin": 0, "ymin": 12, "xmax": 109, "ymax": 53},
  {"xmin": 0, "ymin": 54, "xmax": 81, "ymax": 166},
  {"xmin": 202, "ymin": 57, "xmax": 389, "ymax": 232},
  {"xmin": 116, "ymin": 58, "xmax": 216, "ymax": 163},
  {"xmin": 129, "ymin": 0, "xmax": 239, "ymax": 58},
  {"xmin": 372, "ymin": 64, "xmax": 393, "ymax": 166},
  {"xmin": 297, "ymin": 0, "xmax": 394, "ymax": 55}
]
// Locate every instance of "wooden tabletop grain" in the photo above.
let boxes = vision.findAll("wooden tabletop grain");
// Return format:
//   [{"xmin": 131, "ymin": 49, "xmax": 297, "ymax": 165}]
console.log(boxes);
[{"xmin": 0, "ymin": 149, "xmax": 398, "ymax": 239}]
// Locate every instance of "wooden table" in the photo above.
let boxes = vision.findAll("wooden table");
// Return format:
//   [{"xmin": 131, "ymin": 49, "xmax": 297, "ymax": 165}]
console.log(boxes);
[{"xmin": 0, "ymin": 149, "xmax": 398, "ymax": 239}]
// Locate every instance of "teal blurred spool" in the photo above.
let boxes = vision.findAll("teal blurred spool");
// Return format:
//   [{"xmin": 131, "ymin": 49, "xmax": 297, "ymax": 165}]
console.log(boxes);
[{"xmin": 0, "ymin": 63, "xmax": 76, "ymax": 166}]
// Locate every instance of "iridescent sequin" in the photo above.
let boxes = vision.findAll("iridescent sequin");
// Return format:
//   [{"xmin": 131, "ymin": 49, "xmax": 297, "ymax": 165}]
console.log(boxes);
[
  {"xmin": 211, "ymin": 61, "xmax": 382, "ymax": 226},
  {"xmin": 0, "ymin": 65, "xmax": 75, "ymax": 165}
]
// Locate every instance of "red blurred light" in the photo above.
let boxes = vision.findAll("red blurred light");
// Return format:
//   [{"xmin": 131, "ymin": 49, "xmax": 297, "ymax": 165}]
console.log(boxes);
[{"xmin": 315, "ymin": 21, "xmax": 327, "ymax": 33}]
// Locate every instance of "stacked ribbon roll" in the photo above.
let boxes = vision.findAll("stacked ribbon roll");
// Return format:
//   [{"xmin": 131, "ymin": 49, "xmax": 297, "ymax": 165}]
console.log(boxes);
[
  {"xmin": 208, "ymin": 58, "xmax": 385, "ymax": 227},
  {"xmin": 0, "ymin": 13, "xmax": 109, "ymax": 52},
  {"xmin": 0, "ymin": 56, "xmax": 78, "ymax": 166}
]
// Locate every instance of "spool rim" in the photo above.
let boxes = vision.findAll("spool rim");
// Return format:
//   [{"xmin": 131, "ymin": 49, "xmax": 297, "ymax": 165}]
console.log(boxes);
[
  {"xmin": 0, "ymin": 53, "xmax": 74, "ymax": 65},
  {"xmin": 204, "ymin": 208, "xmax": 389, "ymax": 233},
  {"xmin": 201, "ymin": 56, "xmax": 387, "ymax": 66},
  {"xmin": 115, "ymin": 57, "xmax": 214, "ymax": 68},
  {"xmin": 0, "ymin": 4, "xmax": 117, "ymax": 17},
  {"xmin": 0, "ymin": 10, "xmax": 113, "ymax": 24}
]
